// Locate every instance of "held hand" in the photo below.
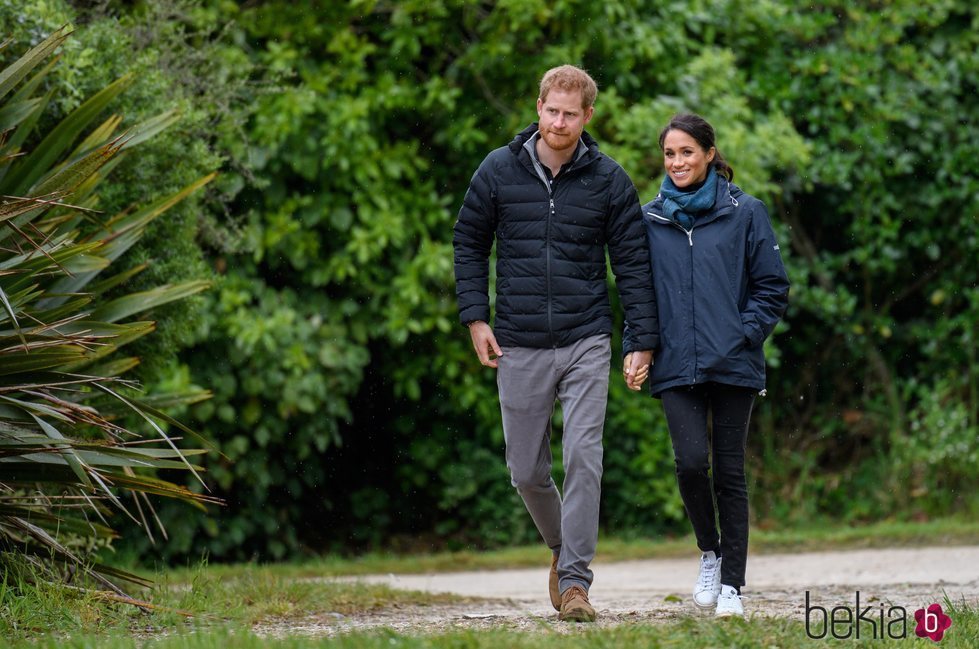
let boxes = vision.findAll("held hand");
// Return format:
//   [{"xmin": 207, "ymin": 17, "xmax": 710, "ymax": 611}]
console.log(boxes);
[
  {"xmin": 468, "ymin": 321, "xmax": 503, "ymax": 368},
  {"xmin": 623, "ymin": 350, "xmax": 652, "ymax": 391}
]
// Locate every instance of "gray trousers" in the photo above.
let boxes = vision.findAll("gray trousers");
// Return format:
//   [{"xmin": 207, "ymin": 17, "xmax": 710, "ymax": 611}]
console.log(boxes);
[{"xmin": 496, "ymin": 334, "xmax": 610, "ymax": 593}]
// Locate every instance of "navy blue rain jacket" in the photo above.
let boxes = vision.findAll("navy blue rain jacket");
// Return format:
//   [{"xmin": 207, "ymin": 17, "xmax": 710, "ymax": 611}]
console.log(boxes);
[{"xmin": 626, "ymin": 179, "xmax": 790, "ymax": 396}]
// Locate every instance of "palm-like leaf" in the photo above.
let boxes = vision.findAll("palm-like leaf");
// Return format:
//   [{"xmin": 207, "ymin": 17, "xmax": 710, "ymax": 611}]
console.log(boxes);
[{"xmin": 0, "ymin": 29, "xmax": 218, "ymax": 594}]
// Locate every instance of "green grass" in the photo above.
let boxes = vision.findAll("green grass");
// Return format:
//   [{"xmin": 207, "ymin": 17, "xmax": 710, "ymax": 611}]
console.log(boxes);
[
  {"xmin": 149, "ymin": 561, "xmax": 464, "ymax": 623},
  {"xmin": 6, "ymin": 600, "xmax": 979, "ymax": 648},
  {"xmin": 0, "ymin": 558, "xmax": 463, "ymax": 641},
  {"xmin": 0, "ymin": 568, "xmax": 123, "ymax": 637}
]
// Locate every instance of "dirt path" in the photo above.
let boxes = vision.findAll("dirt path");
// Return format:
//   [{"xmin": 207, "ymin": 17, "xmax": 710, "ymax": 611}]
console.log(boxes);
[{"xmin": 256, "ymin": 545, "xmax": 979, "ymax": 637}]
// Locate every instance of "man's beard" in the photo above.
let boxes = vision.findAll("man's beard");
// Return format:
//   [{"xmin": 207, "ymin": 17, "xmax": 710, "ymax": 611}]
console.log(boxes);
[{"xmin": 540, "ymin": 128, "xmax": 577, "ymax": 151}]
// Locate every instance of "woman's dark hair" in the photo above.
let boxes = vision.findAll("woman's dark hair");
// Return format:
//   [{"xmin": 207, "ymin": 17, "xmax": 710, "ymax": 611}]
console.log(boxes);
[{"xmin": 658, "ymin": 113, "xmax": 734, "ymax": 181}]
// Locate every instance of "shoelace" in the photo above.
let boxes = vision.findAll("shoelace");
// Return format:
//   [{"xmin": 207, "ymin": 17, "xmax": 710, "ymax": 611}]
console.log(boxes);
[
  {"xmin": 698, "ymin": 558, "xmax": 719, "ymax": 590},
  {"xmin": 563, "ymin": 585, "xmax": 589, "ymax": 603}
]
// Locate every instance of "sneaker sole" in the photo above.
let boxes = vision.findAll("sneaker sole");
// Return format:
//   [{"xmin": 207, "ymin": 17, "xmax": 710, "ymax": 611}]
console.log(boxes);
[{"xmin": 692, "ymin": 596, "xmax": 718, "ymax": 611}]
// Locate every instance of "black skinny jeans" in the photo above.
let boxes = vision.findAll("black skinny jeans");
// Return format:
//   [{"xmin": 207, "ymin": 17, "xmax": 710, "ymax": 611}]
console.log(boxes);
[{"xmin": 661, "ymin": 382, "xmax": 755, "ymax": 589}]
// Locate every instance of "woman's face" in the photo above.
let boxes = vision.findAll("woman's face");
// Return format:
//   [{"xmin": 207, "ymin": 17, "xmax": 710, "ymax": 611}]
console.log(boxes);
[{"xmin": 662, "ymin": 129, "xmax": 715, "ymax": 188}]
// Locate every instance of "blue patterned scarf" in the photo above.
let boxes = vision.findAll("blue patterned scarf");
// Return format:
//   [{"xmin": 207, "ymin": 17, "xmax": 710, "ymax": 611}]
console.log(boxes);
[{"xmin": 659, "ymin": 167, "xmax": 718, "ymax": 230}]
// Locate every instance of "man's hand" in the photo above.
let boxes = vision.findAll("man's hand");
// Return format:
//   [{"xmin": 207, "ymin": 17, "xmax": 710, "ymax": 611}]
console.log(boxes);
[
  {"xmin": 623, "ymin": 350, "xmax": 653, "ymax": 391},
  {"xmin": 468, "ymin": 321, "xmax": 503, "ymax": 368}
]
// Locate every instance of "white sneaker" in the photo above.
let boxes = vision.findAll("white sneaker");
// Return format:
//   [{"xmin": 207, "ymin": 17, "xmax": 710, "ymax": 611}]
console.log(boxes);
[
  {"xmin": 715, "ymin": 584, "xmax": 744, "ymax": 618},
  {"xmin": 692, "ymin": 551, "xmax": 722, "ymax": 610}
]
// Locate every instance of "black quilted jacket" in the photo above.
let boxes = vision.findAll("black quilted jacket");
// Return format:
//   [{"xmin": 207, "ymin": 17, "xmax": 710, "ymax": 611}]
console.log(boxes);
[{"xmin": 453, "ymin": 123, "xmax": 658, "ymax": 351}]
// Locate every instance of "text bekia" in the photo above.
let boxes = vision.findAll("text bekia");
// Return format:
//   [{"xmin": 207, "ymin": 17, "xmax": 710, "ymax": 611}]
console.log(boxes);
[{"xmin": 804, "ymin": 591, "xmax": 907, "ymax": 640}]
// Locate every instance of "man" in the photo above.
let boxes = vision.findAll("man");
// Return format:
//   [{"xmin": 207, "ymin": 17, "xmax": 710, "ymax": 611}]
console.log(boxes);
[{"xmin": 453, "ymin": 65, "xmax": 658, "ymax": 622}]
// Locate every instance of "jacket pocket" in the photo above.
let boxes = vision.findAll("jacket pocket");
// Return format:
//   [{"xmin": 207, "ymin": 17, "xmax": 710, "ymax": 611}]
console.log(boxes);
[{"xmin": 740, "ymin": 313, "xmax": 764, "ymax": 348}]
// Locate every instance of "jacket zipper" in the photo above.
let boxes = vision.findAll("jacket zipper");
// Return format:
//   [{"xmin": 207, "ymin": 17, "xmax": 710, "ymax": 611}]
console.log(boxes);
[
  {"xmin": 530, "ymin": 167, "xmax": 556, "ymax": 347},
  {"xmin": 649, "ymin": 212, "xmax": 694, "ymax": 246},
  {"xmin": 547, "ymin": 193, "xmax": 555, "ymax": 347},
  {"xmin": 649, "ymin": 210, "xmax": 697, "ymax": 381},
  {"xmin": 528, "ymin": 141, "xmax": 585, "ymax": 348}
]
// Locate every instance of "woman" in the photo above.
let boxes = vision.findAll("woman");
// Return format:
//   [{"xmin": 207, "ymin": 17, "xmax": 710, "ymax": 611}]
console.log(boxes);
[{"xmin": 625, "ymin": 113, "xmax": 790, "ymax": 618}]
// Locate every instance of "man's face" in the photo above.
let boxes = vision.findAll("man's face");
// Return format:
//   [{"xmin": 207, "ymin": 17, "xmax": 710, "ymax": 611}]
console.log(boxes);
[{"xmin": 536, "ymin": 89, "xmax": 593, "ymax": 152}]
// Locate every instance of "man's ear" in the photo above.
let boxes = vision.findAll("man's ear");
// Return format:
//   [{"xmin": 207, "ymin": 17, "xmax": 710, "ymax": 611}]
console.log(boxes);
[{"xmin": 583, "ymin": 106, "xmax": 594, "ymax": 125}]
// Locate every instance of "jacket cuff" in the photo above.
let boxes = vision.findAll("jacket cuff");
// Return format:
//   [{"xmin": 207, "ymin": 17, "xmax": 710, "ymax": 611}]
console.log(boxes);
[
  {"xmin": 623, "ymin": 334, "xmax": 658, "ymax": 357},
  {"xmin": 459, "ymin": 307, "xmax": 490, "ymax": 328},
  {"xmin": 742, "ymin": 317, "xmax": 764, "ymax": 348}
]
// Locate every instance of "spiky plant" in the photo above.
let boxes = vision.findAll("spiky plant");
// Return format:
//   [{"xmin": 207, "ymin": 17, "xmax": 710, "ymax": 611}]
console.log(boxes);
[{"xmin": 0, "ymin": 27, "xmax": 219, "ymax": 597}]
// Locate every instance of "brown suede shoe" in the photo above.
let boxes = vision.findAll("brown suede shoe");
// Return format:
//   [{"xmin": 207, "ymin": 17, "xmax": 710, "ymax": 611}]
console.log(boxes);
[
  {"xmin": 549, "ymin": 554, "xmax": 561, "ymax": 611},
  {"xmin": 559, "ymin": 585, "xmax": 596, "ymax": 622}
]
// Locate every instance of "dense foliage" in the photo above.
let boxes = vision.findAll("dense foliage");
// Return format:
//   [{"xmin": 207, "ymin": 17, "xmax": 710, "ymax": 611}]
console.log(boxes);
[
  {"xmin": 0, "ymin": 24, "xmax": 218, "ymax": 592},
  {"xmin": 13, "ymin": 0, "xmax": 976, "ymax": 562}
]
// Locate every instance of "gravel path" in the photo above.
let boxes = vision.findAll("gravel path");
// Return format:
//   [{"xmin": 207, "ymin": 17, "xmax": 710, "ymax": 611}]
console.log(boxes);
[{"xmin": 255, "ymin": 545, "xmax": 979, "ymax": 637}]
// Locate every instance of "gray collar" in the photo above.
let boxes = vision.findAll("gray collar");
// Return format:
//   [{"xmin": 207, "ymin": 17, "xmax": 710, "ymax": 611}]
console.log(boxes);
[{"xmin": 523, "ymin": 132, "xmax": 586, "ymax": 187}]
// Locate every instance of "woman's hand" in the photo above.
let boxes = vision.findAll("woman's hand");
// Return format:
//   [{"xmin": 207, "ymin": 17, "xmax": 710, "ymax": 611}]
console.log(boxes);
[{"xmin": 623, "ymin": 351, "xmax": 652, "ymax": 391}]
